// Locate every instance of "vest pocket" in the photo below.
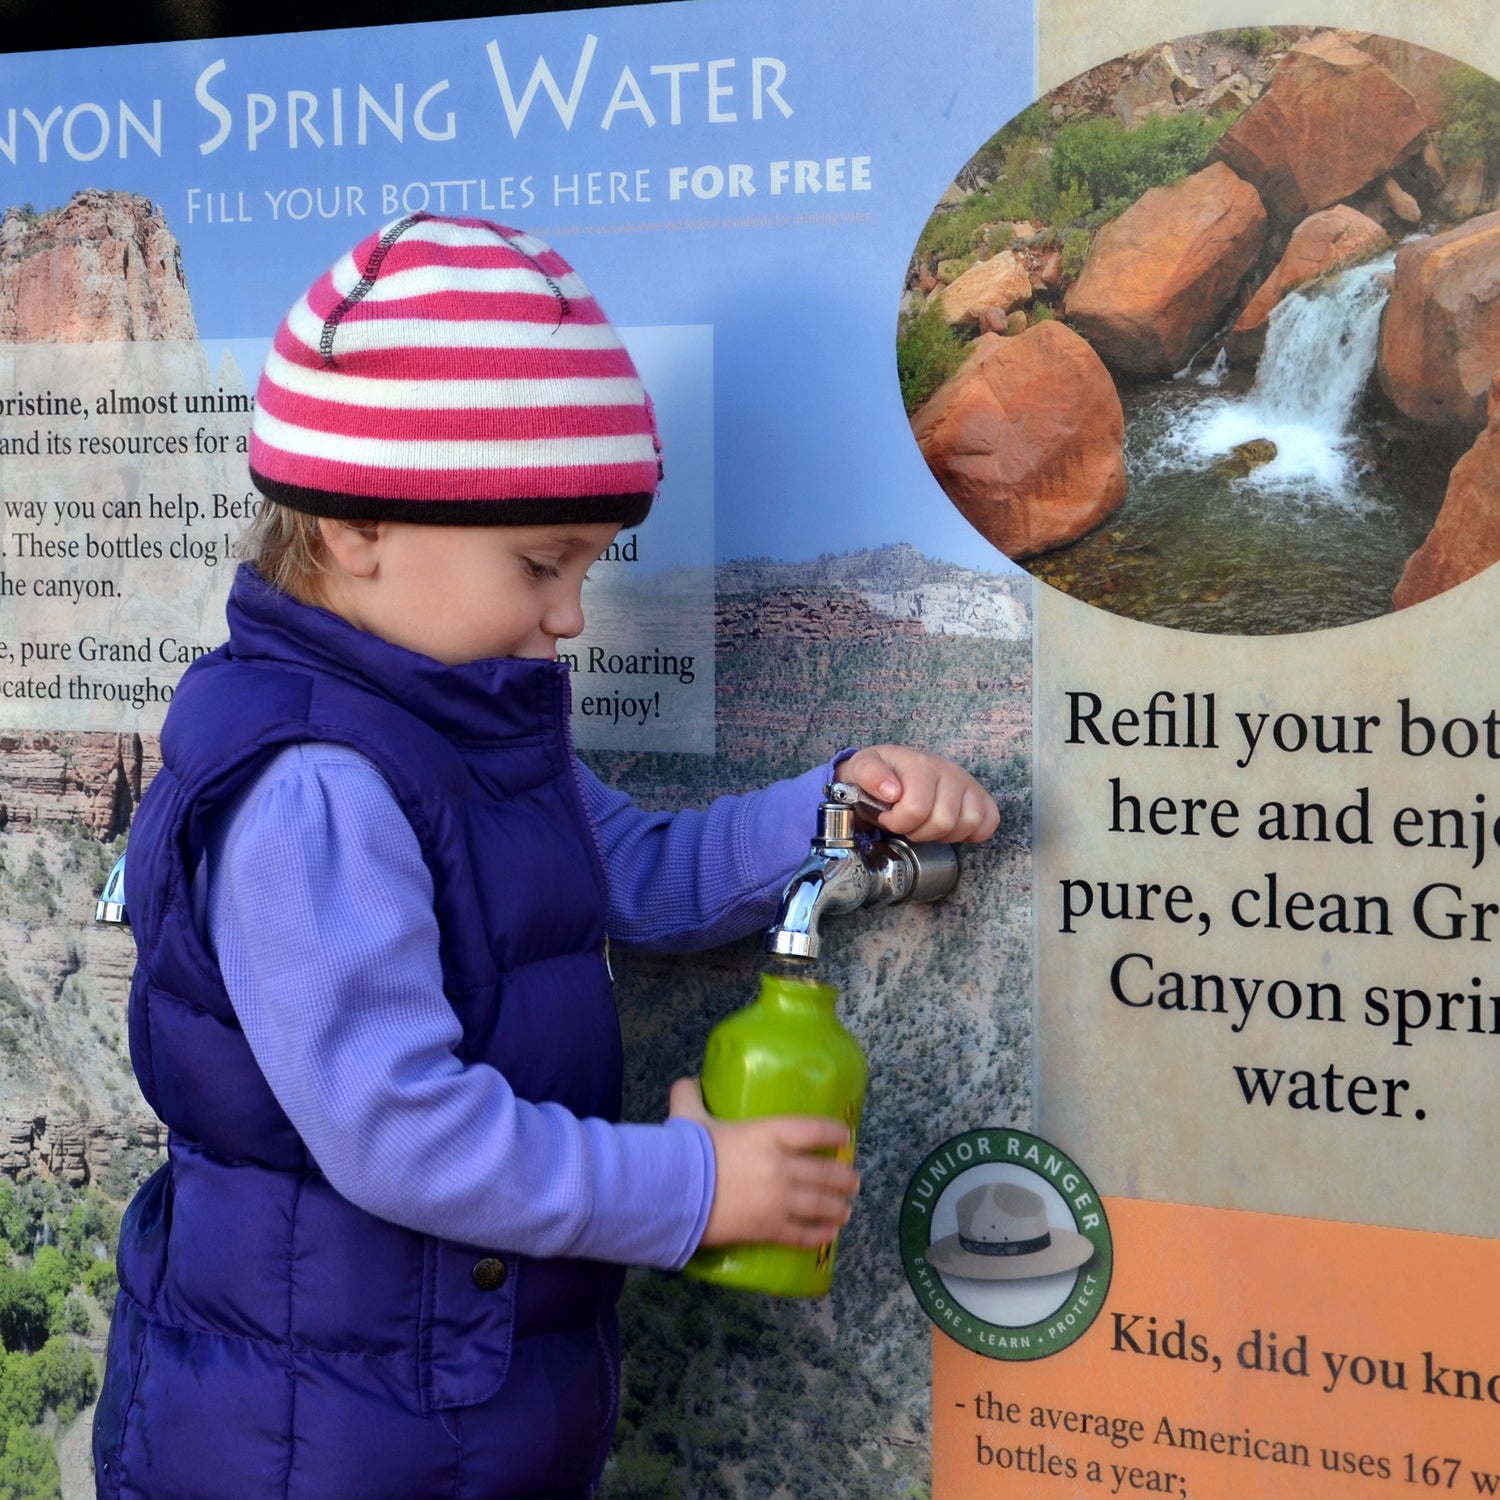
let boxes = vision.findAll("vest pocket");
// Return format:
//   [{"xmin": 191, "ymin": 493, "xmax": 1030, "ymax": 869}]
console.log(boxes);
[{"xmin": 419, "ymin": 1236, "xmax": 517, "ymax": 1412}]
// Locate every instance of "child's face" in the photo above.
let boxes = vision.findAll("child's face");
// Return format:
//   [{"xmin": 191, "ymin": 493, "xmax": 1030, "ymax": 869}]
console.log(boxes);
[{"xmin": 321, "ymin": 520, "xmax": 621, "ymax": 666}]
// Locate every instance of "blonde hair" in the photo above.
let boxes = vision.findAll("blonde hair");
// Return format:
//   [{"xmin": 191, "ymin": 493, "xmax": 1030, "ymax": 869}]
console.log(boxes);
[{"xmin": 239, "ymin": 500, "xmax": 375, "ymax": 606}]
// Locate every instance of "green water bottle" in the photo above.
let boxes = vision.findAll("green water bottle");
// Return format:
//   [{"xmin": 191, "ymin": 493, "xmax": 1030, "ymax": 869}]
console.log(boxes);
[{"xmin": 685, "ymin": 970, "xmax": 867, "ymax": 1297}]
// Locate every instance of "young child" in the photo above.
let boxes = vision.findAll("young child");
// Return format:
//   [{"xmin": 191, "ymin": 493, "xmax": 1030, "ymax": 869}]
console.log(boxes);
[{"xmin": 93, "ymin": 215, "xmax": 998, "ymax": 1500}]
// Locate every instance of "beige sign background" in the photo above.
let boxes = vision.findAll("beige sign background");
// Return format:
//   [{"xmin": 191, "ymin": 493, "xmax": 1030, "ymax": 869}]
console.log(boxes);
[{"xmin": 1034, "ymin": 1, "xmax": 1500, "ymax": 1237}]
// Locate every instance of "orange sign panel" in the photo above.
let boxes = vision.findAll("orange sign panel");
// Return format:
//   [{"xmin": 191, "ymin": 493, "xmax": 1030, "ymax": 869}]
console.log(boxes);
[{"xmin": 934, "ymin": 1198, "xmax": 1500, "ymax": 1499}]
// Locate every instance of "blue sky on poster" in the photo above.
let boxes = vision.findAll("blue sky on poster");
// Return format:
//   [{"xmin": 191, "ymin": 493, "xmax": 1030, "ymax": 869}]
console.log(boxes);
[{"xmin": 2, "ymin": 0, "xmax": 1033, "ymax": 568}]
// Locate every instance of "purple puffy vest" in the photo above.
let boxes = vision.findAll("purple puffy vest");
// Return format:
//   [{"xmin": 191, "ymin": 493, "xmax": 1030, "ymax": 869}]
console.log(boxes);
[{"xmin": 94, "ymin": 567, "xmax": 626, "ymax": 1500}]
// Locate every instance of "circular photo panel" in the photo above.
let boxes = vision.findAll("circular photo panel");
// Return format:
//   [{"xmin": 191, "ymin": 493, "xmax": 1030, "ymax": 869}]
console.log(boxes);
[{"xmin": 897, "ymin": 27, "xmax": 1500, "ymax": 634}]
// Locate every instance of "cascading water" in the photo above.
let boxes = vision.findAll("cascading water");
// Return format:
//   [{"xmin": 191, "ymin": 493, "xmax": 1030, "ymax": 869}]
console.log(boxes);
[
  {"xmin": 1168, "ymin": 250, "xmax": 1397, "ymax": 500},
  {"xmin": 1027, "ymin": 245, "xmax": 1454, "ymax": 634}
]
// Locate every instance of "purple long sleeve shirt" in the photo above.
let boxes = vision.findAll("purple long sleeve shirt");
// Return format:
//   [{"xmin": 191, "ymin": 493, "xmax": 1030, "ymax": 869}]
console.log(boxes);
[{"xmin": 193, "ymin": 745, "xmax": 833, "ymax": 1269}]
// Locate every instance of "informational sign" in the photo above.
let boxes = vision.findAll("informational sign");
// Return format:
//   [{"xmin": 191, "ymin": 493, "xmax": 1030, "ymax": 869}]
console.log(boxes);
[
  {"xmin": 0, "ymin": 7, "xmax": 1034, "ymax": 1496},
  {"xmin": 3, "ymin": 1, "xmax": 1499, "ymax": 1497},
  {"xmin": 906, "ymin": 2, "xmax": 1500, "ymax": 1497},
  {"xmin": 3, "ymin": 0, "xmax": 1028, "ymax": 750}
]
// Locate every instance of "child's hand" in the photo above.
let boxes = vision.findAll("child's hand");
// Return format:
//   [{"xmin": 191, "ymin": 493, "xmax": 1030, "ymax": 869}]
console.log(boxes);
[
  {"xmin": 835, "ymin": 745, "xmax": 1000, "ymax": 844},
  {"xmin": 669, "ymin": 1078, "xmax": 860, "ymax": 1249}
]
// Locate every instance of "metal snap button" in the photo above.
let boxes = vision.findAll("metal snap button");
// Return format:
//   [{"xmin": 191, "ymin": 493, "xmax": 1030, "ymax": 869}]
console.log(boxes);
[{"xmin": 471, "ymin": 1256, "xmax": 507, "ymax": 1291}]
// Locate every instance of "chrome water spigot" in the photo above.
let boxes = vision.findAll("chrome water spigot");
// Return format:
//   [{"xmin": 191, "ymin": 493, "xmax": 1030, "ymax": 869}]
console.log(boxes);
[
  {"xmin": 95, "ymin": 853, "xmax": 129, "ymax": 926},
  {"xmin": 764, "ymin": 781, "xmax": 960, "ymax": 963}
]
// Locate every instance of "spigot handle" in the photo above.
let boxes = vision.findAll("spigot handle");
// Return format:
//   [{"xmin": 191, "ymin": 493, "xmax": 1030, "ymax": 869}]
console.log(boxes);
[{"xmin": 825, "ymin": 781, "xmax": 891, "ymax": 818}]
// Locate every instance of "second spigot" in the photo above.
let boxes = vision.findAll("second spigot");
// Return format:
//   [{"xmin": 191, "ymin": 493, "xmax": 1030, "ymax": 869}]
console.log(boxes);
[{"xmin": 764, "ymin": 782, "xmax": 959, "ymax": 963}]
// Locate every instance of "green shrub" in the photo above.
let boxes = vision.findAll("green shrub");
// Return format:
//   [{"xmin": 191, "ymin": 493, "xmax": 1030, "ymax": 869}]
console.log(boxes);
[
  {"xmin": 84, "ymin": 1260, "xmax": 117, "ymax": 1308},
  {"xmin": 957, "ymin": 101, "xmax": 1054, "ymax": 191},
  {"xmin": 1049, "ymin": 109, "xmax": 1235, "ymax": 208},
  {"xmin": 934, "ymin": 251, "xmax": 979, "ymax": 283},
  {"xmin": 915, "ymin": 194, "xmax": 1000, "ymax": 265},
  {"xmin": 0, "ymin": 1190, "xmax": 27, "ymax": 1259},
  {"xmin": 602, "ymin": 1451, "xmax": 684, "ymax": 1500},
  {"xmin": 30, "ymin": 1335, "xmax": 96, "ymax": 1424},
  {"xmin": 1237, "ymin": 26, "xmax": 1278, "ymax": 55},
  {"xmin": 59, "ymin": 821, "xmax": 119, "ymax": 888},
  {"xmin": 983, "ymin": 136, "xmax": 1064, "ymax": 223},
  {"xmin": 984, "ymin": 222, "xmax": 1015, "ymax": 252},
  {"xmin": 968, "ymin": 100, "xmax": 1052, "ymax": 180},
  {"xmin": 1061, "ymin": 228, "xmax": 1093, "ymax": 280},
  {"xmin": 0, "ymin": 1353, "xmax": 41, "ymax": 1435},
  {"xmin": 27, "ymin": 1249, "xmax": 70, "ymax": 1305},
  {"xmin": 915, "ymin": 94, "xmax": 1181, "ymax": 279},
  {"xmin": 13, "ymin": 854, "xmax": 58, "ymax": 920},
  {"xmin": 1088, "ymin": 195, "xmax": 1135, "ymax": 228},
  {"xmin": 0, "ymin": 1274, "xmax": 49, "ymax": 1357},
  {"xmin": 1054, "ymin": 178, "xmax": 1093, "ymax": 224},
  {"xmin": 62, "ymin": 1192, "xmax": 117, "ymax": 1272},
  {"xmin": 0, "ymin": 1423, "xmax": 60, "ymax": 1500},
  {"xmin": 1441, "ymin": 65, "xmax": 1500, "ymax": 172},
  {"xmin": 895, "ymin": 304, "xmax": 969, "ymax": 414}
]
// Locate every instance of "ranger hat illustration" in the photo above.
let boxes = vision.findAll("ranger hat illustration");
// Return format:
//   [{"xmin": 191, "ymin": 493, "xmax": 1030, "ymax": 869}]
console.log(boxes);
[{"xmin": 925, "ymin": 1181, "xmax": 1095, "ymax": 1281}]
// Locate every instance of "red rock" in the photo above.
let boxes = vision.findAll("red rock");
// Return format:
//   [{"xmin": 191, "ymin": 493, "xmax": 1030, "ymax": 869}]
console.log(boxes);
[
  {"xmin": 1230, "ymin": 205, "xmax": 1387, "ymax": 362},
  {"xmin": 1114, "ymin": 45, "xmax": 1200, "ymax": 129},
  {"xmin": 1202, "ymin": 74, "xmax": 1258, "ymax": 117},
  {"xmin": 1352, "ymin": 33, "xmax": 1464, "ymax": 130},
  {"xmin": 0, "ymin": 189, "xmax": 196, "ymax": 342},
  {"xmin": 1379, "ymin": 210, "xmax": 1500, "ymax": 431},
  {"xmin": 1393, "ymin": 371, "xmax": 1500, "ymax": 607},
  {"xmin": 1438, "ymin": 159, "xmax": 1489, "ymax": 222},
  {"xmin": 1036, "ymin": 249, "xmax": 1063, "ymax": 291},
  {"xmin": 1421, "ymin": 139, "xmax": 1448, "ymax": 187},
  {"xmin": 1213, "ymin": 32, "xmax": 1428, "ymax": 221},
  {"xmin": 1065, "ymin": 162, "xmax": 1266, "ymax": 375},
  {"xmin": 1382, "ymin": 176, "xmax": 1422, "ymax": 224},
  {"xmin": 937, "ymin": 251, "xmax": 1033, "ymax": 326},
  {"xmin": 911, "ymin": 321, "xmax": 1126, "ymax": 559}
]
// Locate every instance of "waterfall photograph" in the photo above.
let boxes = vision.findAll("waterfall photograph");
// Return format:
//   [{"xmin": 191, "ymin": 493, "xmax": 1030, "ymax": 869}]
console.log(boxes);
[
  {"xmin": 1029, "ymin": 246, "xmax": 1455, "ymax": 633},
  {"xmin": 898, "ymin": 27, "xmax": 1500, "ymax": 636}
]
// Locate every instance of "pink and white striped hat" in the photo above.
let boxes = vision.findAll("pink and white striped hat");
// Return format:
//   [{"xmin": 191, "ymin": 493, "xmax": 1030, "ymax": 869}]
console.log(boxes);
[{"xmin": 249, "ymin": 215, "xmax": 661, "ymax": 525}]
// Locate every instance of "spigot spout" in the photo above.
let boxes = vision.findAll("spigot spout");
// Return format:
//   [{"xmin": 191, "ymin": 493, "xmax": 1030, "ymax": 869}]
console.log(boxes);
[
  {"xmin": 764, "ymin": 847, "xmax": 871, "ymax": 962},
  {"xmin": 764, "ymin": 782, "xmax": 961, "ymax": 963}
]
